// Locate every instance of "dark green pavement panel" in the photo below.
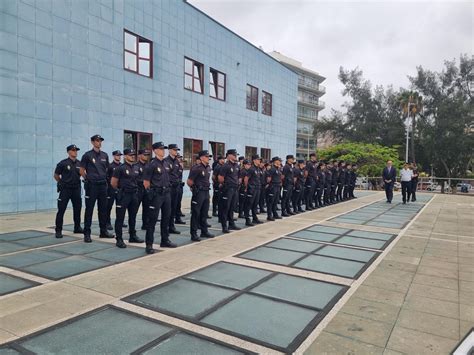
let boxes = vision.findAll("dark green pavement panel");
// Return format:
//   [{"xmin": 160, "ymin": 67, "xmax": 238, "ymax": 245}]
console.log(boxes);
[
  {"xmin": 0, "ymin": 347, "xmax": 21, "ymax": 354},
  {"xmin": 0, "ymin": 242, "xmax": 33, "ymax": 255},
  {"xmin": 202, "ymin": 294, "xmax": 318, "ymax": 349},
  {"xmin": 15, "ymin": 235, "xmax": 77, "ymax": 248},
  {"xmin": 334, "ymin": 236, "xmax": 386, "ymax": 249},
  {"xmin": 347, "ymin": 230, "xmax": 394, "ymax": 241},
  {"xmin": 19, "ymin": 307, "xmax": 172, "ymax": 354},
  {"xmin": 294, "ymin": 254, "xmax": 365, "ymax": 278},
  {"xmin": 0, "ymin": 230, "xmax": 51, "ymax": 242},
  {"xmin": 265, "ymin": 238, "xmax": 322, "ymax": 253},
  {"xmin": 186, "ymin": 262, "xmax": 272, "ymax": 290},
  {"xmin": 289, "ymin": 230, "xmax": 340, "ymax": 243},
  {"xmin": 239, "ymin": 247, "xmax": 305, "ymax": 265},
  {"xmin": 0, "ymin": 249, "xmax": 69, "ymax": 268},
  {"xmin": 250, "ymin": 274, "xmax": 344, "ymax": 309},
  {"xmin": 131, "ymin": 279, "xmax": 236, "ymax": 318},
  {"xmin": 85, "ymin": 246, "xmax": 148, "ymax": 263},
  {"xmin": 142, "ymin": 332, "xmax": 245, "ymax": 355},
  {"xmin": 0, "ymin": 272, "xmax": 39, "ymax": 296},
  {"xmin": 22, "ymin": 255, "xmax": 113, "ymax": 280},
  {"xmin": 47, "ymin": 241, "xmax": 114, "ymax": 255},
  {"xmin": 306, "ymin": 225, "xmax": 350, "ymax": 235},
  {"xmin": 314, "ymin": 245, "xmax": 377, "ymax": 263}
]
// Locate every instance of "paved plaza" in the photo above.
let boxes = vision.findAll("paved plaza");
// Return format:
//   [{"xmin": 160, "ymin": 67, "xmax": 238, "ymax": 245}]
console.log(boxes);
[{"xmin": 0, "ymin": 191, "xmax": 472, "ymax": 354}]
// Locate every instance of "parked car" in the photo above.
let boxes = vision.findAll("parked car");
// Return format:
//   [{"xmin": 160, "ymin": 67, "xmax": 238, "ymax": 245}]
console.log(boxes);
[
  {"xmin": 356, "ymin": 177, "xmax": 368, "ymax": 189},
  {"xmin": 457, "ymin": 183, "xmax": 472, "ymax": 193}
]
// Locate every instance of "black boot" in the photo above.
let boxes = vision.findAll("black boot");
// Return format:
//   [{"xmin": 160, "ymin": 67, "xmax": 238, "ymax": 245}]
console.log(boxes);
[
  {"xmin": 281, "ymin": 212, "xmax": 290, "ymax": 217},
  {"xmin": 55, "ymin": 230, "xmax": 63, "ymax": 239},
  {"xmin": 222, "ymin": 224, "xmax": 230, "ymax": 233},
  {"xmin": 267, "ymin": 216, "xmax": 275, "ymax": 221},
  {"xmin": 175, "ymin": 219, "xmax": 186, "ymax": 225},
  {"xmin": 245, "ymin": 218, "xmax": 255, "ymax": 226},
  {"xmin": 123, "ymin": 223, "xmax": 128, "ymax": 228},
  {"xmin": 252, "ymin": 218, "xmax": 263, "ymax": 224},
  {"xmin": 100, "ymin": 230, "xmax": 114, "ymax": 238},
  {"xmin": 229, "ymin": 224, "xmax": 241, "ymax": 230},
  {"xmin": 274, "ymin": 214, "xmax": 282, "ymax": 219},
  {"xmin": 145, "ymin": 244, "xmax": 155, "ymax": 254},
  {"xmin": 191, "ymin": 233, "xmax": 201, "ymax": 242},
  {"xmin": 201, "ymin": 231, "xmax": 215, "ymax": 238},
  {"xmin": 160, "ymin": 239, "xmax": 177, "ymax": 248},
  {"xmin": 129, "ymin": 232, "xmax": 144, "ymax": 243},
  {"xmin": 73, "ymin": 226, "xmax": 84, "ymax": 234},
  {"xmin": 169, "ymin": 227, "xmax": 181, "ymax": 234},
  {"xmin": 84, "ymin": 234, "xmax": 92, "ymax": 243},
  {"xmin": 106, "ymin": 223, "xmax": 113, "ymax": 231},
  {"xmin": 116, "ymin": 238, "xmax": 127, "ymax": 248}
]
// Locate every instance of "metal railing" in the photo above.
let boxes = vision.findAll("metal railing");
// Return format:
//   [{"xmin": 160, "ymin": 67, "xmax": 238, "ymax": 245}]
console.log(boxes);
[
  {"xmin": 355, "ymin": 176, "xmax": 474, "ymax": 195},
  {"xmin": 298, "ymin": 79, "xmax": 326, "ymax": 94}
]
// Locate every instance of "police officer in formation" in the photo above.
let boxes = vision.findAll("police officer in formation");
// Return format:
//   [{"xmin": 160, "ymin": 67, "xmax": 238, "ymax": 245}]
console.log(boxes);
[
  {"xmin": 80, "ymin": 135, "xmax": 114, "ymax": 242},
  {"xmin": 54, "ymin": 135, "xmax": 361, "ymax": 253},
  {"xmin": 218, "ymin": 149, "xmax": 242, "ymax": 233},
  {"xmin": 110, "ymin": 149, "xmax": 144, "ymax": 248},
  {"xmin": 143, "ymin": 142, "xmax": 177, "ymax": 253},
  {"xmin": 54, "ymin": 144, "xmax": 83, "ymax": 238},
  {"xmin": 187, "ymin": 150, "xmax": 215, "ymax": 241}
]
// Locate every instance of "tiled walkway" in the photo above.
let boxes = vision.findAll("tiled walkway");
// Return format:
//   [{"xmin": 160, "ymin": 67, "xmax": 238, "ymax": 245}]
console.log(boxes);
[{"xmin": 0, "ymin": 192, "xmax": 472, "ymax": 354}]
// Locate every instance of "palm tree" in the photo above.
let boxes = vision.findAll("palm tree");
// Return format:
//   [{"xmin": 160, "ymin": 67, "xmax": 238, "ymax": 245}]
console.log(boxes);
[{"xmin": 399, "ymin": 91, "xmax": 423, "ymax": 163}]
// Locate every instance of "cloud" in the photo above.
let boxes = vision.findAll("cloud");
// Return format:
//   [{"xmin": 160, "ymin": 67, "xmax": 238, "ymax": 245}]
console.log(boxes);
[{"xmin": 189, "ymin": 0, "xmax": 473, "ymax": 114}]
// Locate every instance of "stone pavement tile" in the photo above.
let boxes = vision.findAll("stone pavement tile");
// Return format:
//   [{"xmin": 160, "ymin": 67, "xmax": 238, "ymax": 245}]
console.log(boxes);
[
  {"xmin": 384, "ymin": 253, "xmax": 421, "ymax": 265},
  {"xmin": 423, "ymin": 248, "xmax": 458, "ymax": 258},
  {"xmin": 403, "ymin": 294, "xmax": 459, "ymax": 319},
  {"xmin": 459, "ymin": 256, "xmax": 474, "ymax": 266},
  {"xmin": 363, "ymin": 274, "xmax": 412, "ymax": 294},
  {"xmin": 339, "ymin": 296, "xmax": 400, "ymax": 325},
  {"xmin": 460, "ymin": 321, "xmax": 474, "ymax": 339},
  {"xmin": 459, "ymin": 263, "xmax": 474, "ymax": 273},
  {"xmin": 388, "ymin": 247, "xmax": 424, "ymax": 258},
  {"xmin": 0, "ymin": 328, "xmax": 16, "ymax": 344},
  {"xmin": 304, "ymin": 331, "xmax": 384, "ymax": 355},
  {"xmin": 419, "ymin": 259, "xmax": 459, "ymax": 272},
  {"xmin": 426, "ymin": 240, "xmax": 458, "ymax": 251},
  {"xmin": 460, "ymin": 304, "xmax": 474, "ymax": 322},
  {"xmin": 407, "ymin": 283, "xmax": 458, "ymax": 303},
  {"xmin": 396, "ymin": 308, "xmax": 459, "ymax": 340},
  {"xmin": 460, "ymin": 280, "xmax": 474, "ymax": 293},
  {"xmin": 354, "ymin": 285, "xmax": 406, "ymax": 307},
  {"xmin": 377, "ymin": 259, "xmax": 418, "ymax": 273},
  {"xmin": 460, "ymin": 291, "xmax": 474, "ymax": 306},
  {"xmin": 382, "ymin": 349, "xmax": 405, "ymax": 355},
  {"xmin": 412, "ymin": 273, "xmax": 459, "ymax": 290},
  {"xmin": 324, "ymin": 312, "xmax": 393, "ymax": 348},
  {"xmin": 370, "ymin": 268, "xmax": 415, "ymax": 284},
  {"xmin": 386, "ymin": 325, "xmax": 458, "ymax": 355},
  {"xmin": 417, "ymin": 265, "xmax": 458, "ymax": 280}
]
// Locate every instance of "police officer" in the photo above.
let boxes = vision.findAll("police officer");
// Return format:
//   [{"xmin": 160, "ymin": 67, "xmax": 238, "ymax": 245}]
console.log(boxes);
[
  {"xmin": 143, "ymin": 142, "xmax": 177, "ymax": 254},
  {"xmin": 337, "ymin": 161, "xmax": 346, "ymax": 202},
  {"xmin": 238, "ymin": 160, "xmax": 250, "ymax": 218},
  {"xmin": 292, "ymin": 159, "xmax": 305, "ymax": 213},
  {"xmin": 350, "ymin": 164, "xmax": 358, "ymax": 199},
  {"xmin": 111, "ymin": 149, "xmax": 144, "ymax": 248},
  {"xmin": 258, "ymin": 161, "xmax": 267, "ymax": 213},
  {"xmin": 304, "ymin": 153, "xmax": 317, "ymax": 210},
  {"xmin": 330, "ymin": 160, "xmax": 338, "ymax": 204},
  {"xmin": 281, "ymin": 155, "xmax": 295, "ymax": 216},
  {"xmin": 54, "ymin": 144, "xmax": 83, "ymax": 238},
  {"xmin": 175, "ymin": 154, "xmax": 186, "ymax": 223},
  {"xmin": 218, "ymin": 149, "xmax": 241, "ymax": 233},
  {"xmin": 315, "ymin": 162, "xmax": 325, "ymax": 207},
  {"xmin": 187, "ymin": 150, "xmax": 215, "ymax": 242},
  {"xmin": 106, "ymin": 150, "xmax": 123, "ymax": 230},
  {"xmin": 136, "ymin": 149, "xmax": 150, "ymax": 230},
  {"xmin": 343, "ymin": 163, "xmax": 352, "ymax": 200},
  {"xmin": 243, "ymin": 156, "xmax": 263, "ymax": 226},
  {"xmin": 266, "ymin": 157, "xmax": 282, "ymax": 221},
  {"xmin": 324, "ymin": 162, "xmax": 332, "ymax": 205},
  {"xmin": 211, "ymin": 155, "xmax": 225, "ymax": 217},
  {"xmin": 80, "ymin": 135, "xmax": 114, "ymax": 243},
  {"xmin": 165, "ymin": 144, "xmax": 182, "ymax": 235}
]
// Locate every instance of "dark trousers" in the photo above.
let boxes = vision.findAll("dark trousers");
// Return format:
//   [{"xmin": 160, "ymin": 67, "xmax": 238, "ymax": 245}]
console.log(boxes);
[
  {"xmin": 176, "ymin": 184, "xmax": 184, "ymax": 219},
  {"xmin": 259, "ymin": 185, "xmax": 266, "ymax": 211},
  {"xmin": 191, "ymin": 190, "xmax": 210, "ymax": 235},
  {"xmin": 238, "ymin": 187, "xmax": 246, "ymax": 216},
  {"xmin": 212, "ymin": 186, "xmax": 219, "ymax": 214},
  {"xmin": 401, "ymin": 181, "xmax": 412, "ymax": 203},
  {"xmin": 137, "ymin": 185, "xmax": 150, "ymax": 229},
  {"xmin": 219, "ymin": 186, "xmax": 238, "ymax": 228},
  {"xmin": 266, "ymin": 186, "xmax": 280, "ymax": 218},
  {"xmin": 84, "ymin": 181, "xmax": 108, "ymax": 235},
  {"xmin": 323, "ymin": 185, "xmax": 330, "ymax": 204},
  {"xmin": 336, "ymin": 182, "xmax": 343, "ymax": 201},
  {"xmin": 281, "ymin": 185, "xmax": 293, "ymax": 213},
  {"xmin": 244, "ymin": 187, "xmax": 260, "ymax": 219},
  {"xmin": 115, "ymin": 191, "xmax": 138, "ymax": 240},
  {"xmin": 305, "ymin": 180, "xmax": 315, "ymax": 208},
  {"xmin": 343, "ymin": 184, "xmax": 350, "ymax": 200},
  {"xmin": 169, "ymin": 185, "xmax": 179, "ymax": 230},
  {"xmin": 384, "ymin": 182, "xmax": 394, "ymax": 202},
  {"xmin": 146, "ymin": 190, "xmax": 171, "ymax": 246},
  {"xmin": 315, "ymin": 186, "xmax": 323, "ymax": 207},
  {"xmin": 55, "ymin": 186, "xmax": 82, "ymax": 231},
  {"xmin": 106, "ymin": 186, "xmax": 117, "ymax": 226},
  {"xmin": 349, "ymin": 184, "xmax": 355, "ymax": 198},
  {"xmin": 330, "ymin": 184, "xmax": 337, "ymax": 202},
  {"xmin": 292, "ymin": 185, "xmax": 303, "ymax": 211},
  {"xmin": 411, "ymin": 180, "xmax": 417, "ymax": 201}
]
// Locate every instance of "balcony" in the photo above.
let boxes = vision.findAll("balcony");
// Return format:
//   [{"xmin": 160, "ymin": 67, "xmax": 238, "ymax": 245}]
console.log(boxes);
[
  {"xmin": 297, "ymin": 128, "xmax": 313, "ymax": 136},
  {"xmin": 298, "ymin": 78, "xmax": 326, "ymax": 96},
  {"xmin": 298, "ymin": 96, "xmax": 325, "ymax": 110}
]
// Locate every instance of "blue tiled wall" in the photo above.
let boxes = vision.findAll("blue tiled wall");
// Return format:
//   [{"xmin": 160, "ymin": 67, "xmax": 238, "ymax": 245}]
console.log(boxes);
[{"xmin": 0, "ymin": 0, "xmax": 298, "ymax": 213}]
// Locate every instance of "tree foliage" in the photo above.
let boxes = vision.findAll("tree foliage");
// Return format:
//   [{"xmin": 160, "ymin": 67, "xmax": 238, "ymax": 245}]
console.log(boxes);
[{"xmin": 317, "ymin": 142, "xmax": 402, "ymax": 177}]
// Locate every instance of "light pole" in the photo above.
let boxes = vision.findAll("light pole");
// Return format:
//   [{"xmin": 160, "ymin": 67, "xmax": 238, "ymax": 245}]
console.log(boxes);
[{"xmin": 404, "ymin": 115, "xmax": 411, "ymax": 163}]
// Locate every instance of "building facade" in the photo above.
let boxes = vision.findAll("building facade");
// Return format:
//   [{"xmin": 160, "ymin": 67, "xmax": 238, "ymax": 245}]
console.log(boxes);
[
  {"xmin": 0, "ymin": 0, "xmax": 298, "ymax": 213},
  {"xmin": 268, "ymin": 51, "xmax": 325, "ymax": 160}
]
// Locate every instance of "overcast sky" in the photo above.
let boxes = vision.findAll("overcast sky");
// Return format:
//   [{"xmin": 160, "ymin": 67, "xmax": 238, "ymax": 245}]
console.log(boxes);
[{"xmin": 190, "ymin": 0, "xmax": 473, "ymax": 116}]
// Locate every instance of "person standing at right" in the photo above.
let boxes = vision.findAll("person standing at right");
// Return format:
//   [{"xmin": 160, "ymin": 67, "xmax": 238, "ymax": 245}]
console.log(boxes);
[
  {"xmin": 136, "ymin": 149, "xmax": 150, "ymax": 230},
  {"xmin": 165, "ymin": 144, "xmax": 182, "ymax": 235},
  {"xmin": 218, "ymin": 149, "xmax": 241, "ymax": 233},
  {"xmin": 281, "ymin": 155, "xmax": 295, "ymax": 216},
  {"xmin": 80, "ymin": 135, "xmax": 114, "ymax": 243},
  {"xmin": 411, "ymin": 163, "xmax": 419, "ymax": 202},
  {"xmin": 243, "ymin": 154, "xmax": 263, "ymax": 226},
  {"xmin": 266, "ymin": 157, "xmax": 282, "ymax": 221},
  {"xmin": 400, "ymin": 163, "xmax": 413, "ymax": 204},
  {"xmin": 211, "ymin": 155, "xmax": 225, "ymax": 217},
  {"xmin": 382, "ymin": 160, "xmax": 397, "ymax": 203},
  {"xmin": 336, "ymin": 161, "xmax": 346, "ymax": 202}
]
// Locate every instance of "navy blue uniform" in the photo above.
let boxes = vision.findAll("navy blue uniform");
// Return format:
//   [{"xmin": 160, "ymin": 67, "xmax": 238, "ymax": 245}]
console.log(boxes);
[
  {"xmin": 106, "ymin": 160, "xmax": 121, "ymax": 227},
  {"xmin": 244, "ymin": 165, "xmax": 262, "ymax": 221},
  {"xmin": 292, "ymin": 167, "xmax": 304, "ymax": 212},
  {"xmin": 136, "ymin": 160, "xmax": 150, "ymax": 229},
  {"xmin": 165, "ymin": 155, "xmax": 182, "ymax": 232},
  {"xmin": 212, "ymin": 163, "xmax": 223, "ymax": 216},
  {"xmin": 281, "ymin": 163, "xmax": 294, "ymax": 215},
  {"xmin": 55, "ymin": 158, "xmax": 82, "ymax": 232},
  {"xmin": 218, "ymin": 161, "xmax": 240, "ymax": 229},
  {"xmin": 266, "ymin": 166, "xmax": 282, "ymax": 219},
  {"xmin": 188, "ymin": 163, "xmax": 212, "ymax": 237}
]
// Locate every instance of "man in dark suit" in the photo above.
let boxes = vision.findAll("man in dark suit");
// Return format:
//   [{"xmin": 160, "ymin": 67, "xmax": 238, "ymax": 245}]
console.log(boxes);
[{"xmin": 382, "ymin": 160, "xmax": 397, "ymax": 203}]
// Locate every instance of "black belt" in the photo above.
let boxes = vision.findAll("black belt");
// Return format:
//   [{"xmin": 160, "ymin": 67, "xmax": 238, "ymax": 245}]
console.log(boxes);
[
  {"xmin": 152, "ymin": 187, "xmax": 170, "ymax": 193},
  {"xmin": 122, "ymin": 188, "xmax": 138, "ymax": 193},
  {"xmin": 88, "ymin": 180, "xmax": 107, "ymax": 185},
  {"xmin": 62, "ymin": 184, "xmax": 81, "ymax": 189}
]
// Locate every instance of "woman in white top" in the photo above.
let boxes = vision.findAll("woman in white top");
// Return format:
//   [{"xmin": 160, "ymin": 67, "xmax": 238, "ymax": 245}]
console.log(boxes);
[{"xmin": 400, "ymin": 163, "xmax": 413, "ymax": 204}]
